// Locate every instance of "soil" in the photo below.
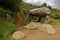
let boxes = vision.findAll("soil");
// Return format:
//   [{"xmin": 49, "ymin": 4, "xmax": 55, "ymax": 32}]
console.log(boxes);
[{"xmin": 16, "ymin": 23, "xmax": 60, "ymax": 40}]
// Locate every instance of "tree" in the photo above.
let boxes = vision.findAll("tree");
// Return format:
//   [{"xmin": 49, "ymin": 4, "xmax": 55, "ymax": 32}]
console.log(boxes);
[
  {"xmin": 0, "ymin": 0, "xmax": 23, "ymax": 13},
  {"xmin": 47, "ymin": 5, "xmax": 52, "ymax": 10},
  {"xmin": 41, "ymin": 3, "xmax": 47, "ymax": 7}
]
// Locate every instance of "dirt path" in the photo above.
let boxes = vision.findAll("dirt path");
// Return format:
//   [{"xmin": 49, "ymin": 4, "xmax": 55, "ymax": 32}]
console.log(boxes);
[{"xmin": 19, "ymin": 24, "xmax": 60, "ymax": 40}]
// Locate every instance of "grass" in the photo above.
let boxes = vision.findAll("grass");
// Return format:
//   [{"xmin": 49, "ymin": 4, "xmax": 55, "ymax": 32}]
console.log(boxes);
[
  {"xmin": 0, "ymin": 7, "xmax": 16, "ymax": 40},
  {"xmin": 0, "ymin": 17, "xmax": 16, "ymax": 40},
  {"xmin": 51, "ymin": 10, "xmax": 60, "ymax": 19},
  {"xmin": 48, "ymin": 19, "xmax": 60, "ymax": 24}
]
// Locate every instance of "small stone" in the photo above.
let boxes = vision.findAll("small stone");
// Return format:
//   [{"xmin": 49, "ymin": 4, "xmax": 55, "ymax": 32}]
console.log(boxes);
[{"xmin": 12, "ymin": 31, "xmax": 25, "ymax": 40}]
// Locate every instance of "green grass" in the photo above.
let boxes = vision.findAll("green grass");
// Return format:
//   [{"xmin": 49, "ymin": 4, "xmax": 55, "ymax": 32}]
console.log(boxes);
[
  {"xmin": 0, "ymin": 17, "xmax": 16, "ymax": 40},
  {"xmin": 51, "ymin": 10, "xmax": 60, "ymax": 19},
  {"xmin": 47, "ymin": 19, "xmax": 60, "ymax": 24},
  {"xmin": 0, "ymin": 7, "xmax": 16, "ymax": 18},
  {"xmin": 0, "ymin": 37, "xmax": 7, "ymax": 40},
  {"xmin": 41, "ymin": 18, "xmax": 60, "ymax": 24}
]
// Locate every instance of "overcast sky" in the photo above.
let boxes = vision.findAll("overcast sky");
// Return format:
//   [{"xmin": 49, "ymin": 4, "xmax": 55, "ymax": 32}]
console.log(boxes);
[{"xmin": 23, "ymin": 0, "xmax": 60, "ymax": 10}]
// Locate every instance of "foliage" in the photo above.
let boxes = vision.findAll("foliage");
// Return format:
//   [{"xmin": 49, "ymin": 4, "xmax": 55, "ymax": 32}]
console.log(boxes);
[
  {"xmin": 40, "ymin": 3, "xmax": 47, "ymax": 7},
  {"xmin": 21, "ymin": 2, "xmax": 37, "ymax": 11},
  {"xmin": 0, "ymin": 0, "xmax": 23, "ymax": 40},
  {"xmin": 20, "ymin": 2, "xmax": 38, "ymax": 20},
  {"xmin": 0, "ymin": 17, "xmax": 16, "ymax": 40},
  {"xmin": 40, "ymin": 17, "xmax": 60, "ymax": 24},
  {"xmin": 51, "ymin": 10, "xmax": 60, "ymax": 19},
  {"xmin": 0, "ymin": 7, "xmax": 15, "ymax": 15},
  {"xmin": 47, "ymin": 5, "xmax": 52, "ymax": 10},
  {"xmin": 0, "ymin": 0, "xmax": 23, "ymax": 24},
  {"xmin": 0, "ymin": 37, "xmax": 6, "ymax": 40},
  {"xmin": 0, "ymin": 0, "xmax": 22, "ymax": 11},
  {"xmin": 0, "ymin": 7, "xmax": 16, "ymax": 21}
]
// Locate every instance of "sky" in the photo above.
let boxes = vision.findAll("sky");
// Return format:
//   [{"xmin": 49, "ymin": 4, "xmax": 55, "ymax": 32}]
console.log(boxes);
[{"xmin": 23, "ymin": 0, "xmax": 60, "ymax": 10}]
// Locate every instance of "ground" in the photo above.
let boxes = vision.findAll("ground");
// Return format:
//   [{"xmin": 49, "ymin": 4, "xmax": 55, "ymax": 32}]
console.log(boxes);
[{"xmin": 16, "ymin": 23, "xmax": 60, "ymax": 40}]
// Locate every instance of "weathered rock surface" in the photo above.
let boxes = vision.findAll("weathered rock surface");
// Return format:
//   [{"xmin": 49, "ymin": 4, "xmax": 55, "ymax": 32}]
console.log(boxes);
[
  {"xmin": 41, "ymin": 24, "xmax": 56, "ymax": 35},
  {"xmin": 24, "ymin": 22, "xmax": 38, "ymax": 29},
  {"xmin": 12, "ymin": 31, "xmax": 25, "ymax": 40},
  {"xmin": 24, "ymin": 22, "xmax": 56, "ymax": 35}
]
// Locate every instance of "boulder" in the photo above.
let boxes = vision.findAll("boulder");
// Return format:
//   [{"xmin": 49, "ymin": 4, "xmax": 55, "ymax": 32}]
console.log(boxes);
[
  {"xmin": 12, "ymin": 31, "xmax": 25, "ymax": 40},
  {"xmin": 41, "ymin": 24, "xmax": 56, "ymax": 35},
  {"xmin": 24, "ymin": 22, "xmax": 56, "ymax": 35},
  {"xmin": 24, "ymin": 22, "xmax": 38, "ymax": 29}
]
